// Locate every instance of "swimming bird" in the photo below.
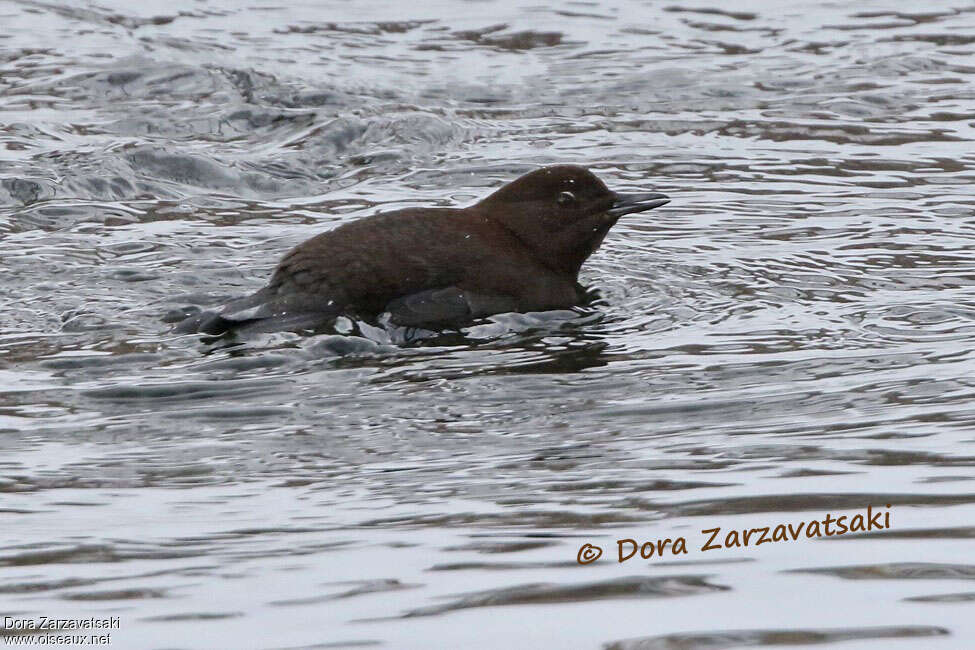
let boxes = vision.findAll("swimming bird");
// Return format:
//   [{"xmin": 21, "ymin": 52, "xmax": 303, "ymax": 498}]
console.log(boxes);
[{"xmin": 174, "ymin": 165, "xmax": 669, "ymax": 335}]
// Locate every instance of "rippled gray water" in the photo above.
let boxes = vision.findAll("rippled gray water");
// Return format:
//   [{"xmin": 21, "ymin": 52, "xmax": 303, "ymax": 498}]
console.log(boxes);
[{"xmin": 3, "ymin": 0, "xmax": 975, "ymax": 648}]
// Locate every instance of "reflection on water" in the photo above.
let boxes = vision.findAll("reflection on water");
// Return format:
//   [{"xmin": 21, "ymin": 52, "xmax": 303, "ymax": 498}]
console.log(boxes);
[{"xmin": 3, "ymin": 0, "xmax": 975, "ymax": 647}]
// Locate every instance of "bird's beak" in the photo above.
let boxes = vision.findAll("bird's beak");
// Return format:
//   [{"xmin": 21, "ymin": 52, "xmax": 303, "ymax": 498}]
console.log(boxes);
[{"xmin": 606, "ymin": 192, "xmax": 670, "ymax": 217}]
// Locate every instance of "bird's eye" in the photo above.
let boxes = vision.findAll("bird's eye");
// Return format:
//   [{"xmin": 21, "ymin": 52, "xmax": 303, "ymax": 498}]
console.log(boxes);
[{"xmin": 557, "ymin": 191, "xmax": 576, "ymax": 206}]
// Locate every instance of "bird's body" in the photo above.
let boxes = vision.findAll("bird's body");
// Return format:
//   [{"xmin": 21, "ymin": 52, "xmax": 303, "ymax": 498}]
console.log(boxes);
[{"xmin": 175, "ymin": 165, "xmax": 669, "ymax": 335}]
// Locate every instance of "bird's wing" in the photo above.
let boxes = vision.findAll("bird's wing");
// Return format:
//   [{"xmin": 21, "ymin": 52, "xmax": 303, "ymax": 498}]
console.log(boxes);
[{"xmin": 383, "ymin": 287, "xmax": 519, "ymax": 327}]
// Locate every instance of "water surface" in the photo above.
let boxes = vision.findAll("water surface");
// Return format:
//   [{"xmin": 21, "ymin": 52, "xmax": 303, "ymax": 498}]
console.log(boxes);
[{"xmin": 3, "ymin": 0, "xmax": 975, "ymax": 648}]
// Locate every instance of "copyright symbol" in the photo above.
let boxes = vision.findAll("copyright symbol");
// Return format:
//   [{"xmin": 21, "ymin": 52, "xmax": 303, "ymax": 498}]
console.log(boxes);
[{"xmin": 577, "ymin": 543, "xmax": 602, "ymax": 564}]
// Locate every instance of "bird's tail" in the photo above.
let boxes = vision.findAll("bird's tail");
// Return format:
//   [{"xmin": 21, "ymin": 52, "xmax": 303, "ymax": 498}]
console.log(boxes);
[{"xmin": 172, "ymin": 289, "xmax": 341, "ymax": 335}]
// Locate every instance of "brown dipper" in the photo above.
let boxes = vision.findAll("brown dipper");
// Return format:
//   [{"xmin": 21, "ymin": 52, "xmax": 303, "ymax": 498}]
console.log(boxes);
[{"xmin": 174, "ymin": 165, "xmax": 669, "ymax": 335}]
